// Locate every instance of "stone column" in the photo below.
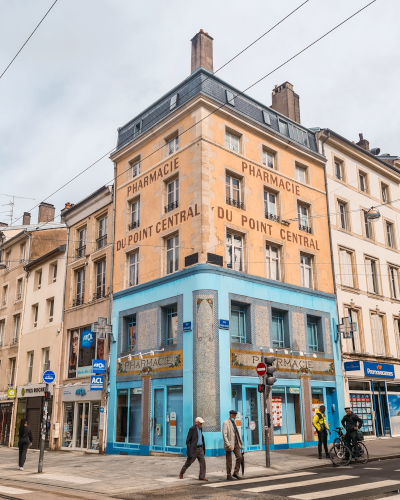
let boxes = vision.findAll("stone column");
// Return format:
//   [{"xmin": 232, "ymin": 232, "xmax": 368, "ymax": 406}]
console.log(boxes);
[
  {"xmin": 140, "ymin": 375, "xmax": 152, "ymax": 447},
  {"xmin": 300, "ymin": 375, "xmax": 313, "ymax": 442}
]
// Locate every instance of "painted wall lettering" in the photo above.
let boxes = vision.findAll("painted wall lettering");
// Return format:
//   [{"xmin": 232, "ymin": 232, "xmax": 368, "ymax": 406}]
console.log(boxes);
[
  {"xmin": 127, "ymin": 157, "xmax": 179, "ymax": 197},
  {"xmin": 242, "ymin": 161, "xmax": 300, "ymax": 195}
]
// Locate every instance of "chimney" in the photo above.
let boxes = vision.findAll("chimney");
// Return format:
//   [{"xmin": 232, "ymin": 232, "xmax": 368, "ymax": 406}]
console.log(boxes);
[
  {"xmin": 22, "ymin": 212, "xmax": 31, "ymax": 225},
  {"xmin": 271, "ymin": 82, "xmax": 301, "ymax": 124},
  {"xmin": 356, "ymin": 133, "xmax": 370, "ymax": 151},
  {"xmin": 38, "ymin": 202, "xmax": 55, "ymax": 223},
  {"xmin": 191, "ymin": 30, "xmax": 214, "ymax": 74}
]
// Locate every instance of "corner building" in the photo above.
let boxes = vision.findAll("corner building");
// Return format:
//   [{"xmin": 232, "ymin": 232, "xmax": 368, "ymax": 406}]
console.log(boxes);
[{"xmin": 108, "ymin": 31, "xmax": 345, "ymax": 456}]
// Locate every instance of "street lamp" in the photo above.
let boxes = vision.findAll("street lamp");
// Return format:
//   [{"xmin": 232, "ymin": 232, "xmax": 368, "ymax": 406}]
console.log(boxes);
[{"xmin": 365, "ymin": 207, "xmax": 381, "ymax": 220}]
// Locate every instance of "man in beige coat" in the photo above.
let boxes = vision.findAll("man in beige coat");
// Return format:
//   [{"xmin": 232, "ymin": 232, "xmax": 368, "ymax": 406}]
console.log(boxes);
[{"xmin": 222, "ymin": 410, "xmax": 243, "ymax": 480}]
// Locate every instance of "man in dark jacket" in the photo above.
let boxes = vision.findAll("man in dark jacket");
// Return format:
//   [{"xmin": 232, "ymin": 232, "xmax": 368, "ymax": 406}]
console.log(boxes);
[
  {"xmin": 341, "ymin": 407, "xmax": 363, "ymax": 456},
  {"xmin": 179, "ymin": 417, "xmax": 208, "ymax": 481}
]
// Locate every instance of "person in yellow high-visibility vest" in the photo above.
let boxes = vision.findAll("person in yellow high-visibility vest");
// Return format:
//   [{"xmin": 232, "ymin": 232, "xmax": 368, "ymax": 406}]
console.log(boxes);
[{"xmin": 313, "ymin": 405, "xmax": 331, "ymax": 459}]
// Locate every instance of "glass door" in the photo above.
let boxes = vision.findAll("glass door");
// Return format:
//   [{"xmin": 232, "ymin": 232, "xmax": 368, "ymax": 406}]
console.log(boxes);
[
  {"xmin": 242, "ymin": 385, "xmax": 261, "ymax": 451},
  {"xmin": 152, "ymin": 387, "xmax": 166, "ymax": 449},
  {"xmin": 373, "ymin": 382, "xmax": 391, "ymax": 437},
  {"xmin": 75, "ymin": 402, "xmax": 90, "ymax": 450}
]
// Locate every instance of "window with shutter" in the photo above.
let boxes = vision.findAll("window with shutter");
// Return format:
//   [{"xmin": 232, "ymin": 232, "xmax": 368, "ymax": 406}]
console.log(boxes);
[
  {"xmin": 340, "ymin": 249, "xmax": 354, "ymax": 288},
  {"xmin": 371, "ymin": 314, "xmax": 386, "ymax": 356}
]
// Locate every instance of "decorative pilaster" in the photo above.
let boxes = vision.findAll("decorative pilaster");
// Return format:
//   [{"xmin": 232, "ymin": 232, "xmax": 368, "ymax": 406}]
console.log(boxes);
[
  {"xmin": 140, "ymin": 375, "xmax": 152, "ymax": 446},
  {"xmin": 300, "ymin": 375, "xmax": 313, "ymax": 442}
]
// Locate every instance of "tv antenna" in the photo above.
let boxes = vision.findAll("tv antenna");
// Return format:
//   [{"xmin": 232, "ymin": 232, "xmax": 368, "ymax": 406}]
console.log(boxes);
[{"xmin": 0, "ymin": 193, "xmax": 36, "ymax": 225}]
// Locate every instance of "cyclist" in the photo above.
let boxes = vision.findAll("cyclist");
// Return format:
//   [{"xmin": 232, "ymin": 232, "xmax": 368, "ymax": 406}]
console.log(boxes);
[{"xmin": 341, "ymin": 407, "xmax": 363, "ymax": 456}]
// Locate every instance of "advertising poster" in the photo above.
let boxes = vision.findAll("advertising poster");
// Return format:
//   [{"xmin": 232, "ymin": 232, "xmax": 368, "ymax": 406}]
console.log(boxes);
[
  {"xmin": 78, "ymin": 329, "xmax": 95, "ymax": 378},
  {"xmin": 68, "ymin": 330, "xmax": 79, "ymax": 378},
  {"xmin": 388, "ymin": 394, "xmax": 400, "ymax": 436},
  {"xmin": 170, "ymin": 412, "xmax": 176, "ymax": 446},
  {"xmin": 272, "ymin": 397, "xmax": 282, "ymax": 427},
  {"xmin": 97, "ymin": 339, "xmax": 105, "ymax": 360},
  {"xmin": 128, "ymin": 323, "xmax": 136, "ymax": 351}
]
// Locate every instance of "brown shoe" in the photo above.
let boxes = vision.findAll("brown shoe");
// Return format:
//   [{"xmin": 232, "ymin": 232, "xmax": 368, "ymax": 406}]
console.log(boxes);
[
  {"xmin": 199, "ymin": 477, "xmax": 209, "ymax": 481},
  {"xmin": 179, "ymin": 473, "xmax": 183, "ymax": 479}
]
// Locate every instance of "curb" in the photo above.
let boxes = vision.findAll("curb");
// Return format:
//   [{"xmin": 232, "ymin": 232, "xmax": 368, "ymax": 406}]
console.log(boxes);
[{"xmin": 300, "ymin": 453, "xmax": 400, "ymax": 469}]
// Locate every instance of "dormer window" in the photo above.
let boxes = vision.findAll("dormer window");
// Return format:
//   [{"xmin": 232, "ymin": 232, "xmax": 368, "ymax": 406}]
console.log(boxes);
[
  {"xmin": 262, "ymin": 111, "xmax": 271, "ymax": 126},
  {"xmin": 133, "ymin": 120, "xmax": 142, "ymax": 137},
  {"xmin": 226, "ymin": 90, "xmax": 235, "ymax": 106},
  {"xmin": 170, "ymin": 94, "xmax": 178, "ymax": 110}
]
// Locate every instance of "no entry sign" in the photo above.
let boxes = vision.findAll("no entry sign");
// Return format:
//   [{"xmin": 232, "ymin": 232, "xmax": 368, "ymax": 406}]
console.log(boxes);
[{"xmin": 256, "ymin": 363, "xmax": 267, "ymax": 377}]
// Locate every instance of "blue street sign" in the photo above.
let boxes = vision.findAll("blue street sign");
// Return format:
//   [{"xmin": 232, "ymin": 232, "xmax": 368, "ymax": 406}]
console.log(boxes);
[
  {"xmin": 100, "ymin": 407, "xmax": 104, "ymax": 413},
  {"xmin": 81, "ymin": 329, "xmax": 94, "ymax": 348},
  {"xmin": 92, "ymin": 359, "xmax": 105, "ymax": 374},
  {"xmin": 344, "ymin": 361, "xmax": 360, "ymax": 371},
  {"xmin": 364, "ymin": 361, "xmax": 395, "ymax": 379},
  {"xmin": 219, "ymin": 319, "xmax": 229, "ymax": 330},
  {"xmin": 42, "ymin": 370, "xmax": 56, "ymax": 384},
  {"xmin": 90, "ymin": 375, "xmax": 104, "ymax": 391},
  {"xmin": 183, "ymin": 321, "xmax": 192, "ymax": 332}
]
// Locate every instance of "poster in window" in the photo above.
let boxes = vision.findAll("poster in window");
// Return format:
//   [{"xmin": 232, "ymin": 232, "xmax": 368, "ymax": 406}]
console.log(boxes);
[
  {"xmin": 388, "ymin": 394, "xmax": 400, "ymax": 436},
  {"xmin": 172, "ymin": 316, "xmax": 178, "ymax": 342},
  {"xmin": 68, "ymin": 330, "xmax": 79, "ymax": 378},
  {"xmin": 129, "ymin": 323, "xmax": 136, "ymax": 350},
  {"xmin": 97, "ymin": 339, "xmax": 105, "ymax": 360},
  {"xmin": 78, "ymin": 328, "xmax": 96, "ymax": 378}
]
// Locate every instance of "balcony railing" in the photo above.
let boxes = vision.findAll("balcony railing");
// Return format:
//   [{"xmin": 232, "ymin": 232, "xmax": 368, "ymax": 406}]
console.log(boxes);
[
  {"xmin": 93, "ymin": 289, "xmax": 107, "ymax": 301},
  {"xmin": 298, "ymin": 224, "xmax": 312, "ymax": 234},
  {"xmin": 265, "ymin": 212, "xmax": 279, "ymax": 223},
  {"xmin": 1, "ymin": 300, "xmax": 6, "ymax": 307},
  {"xmin": 76, "ymin": 245, "xmax": 86, "ymax": 258},
  {"xmin": 0, "ymin": 341, "xmax": 3, "ymax": 347},
  {"xmin": 11, "ymin": 337, "xmax": 18, "ymax": 345},
  {"xmin": 226, "ymin": 197, "xmax": 244, "ymax": 210},
  {"xmin": 164, "ymin": 201, "xmax": 179, "ymax": 213},
  {"xmin": 128, "ymin": 220, "xmax": 140, "ymax": 231},
  {"xmin": 73, "ymin": 296, "xmax": 84, "ymax": 307},
  {"xmin": 17, "ymin": 294, "xmax": 21, "ymax": 301},
  {"xmin": 96, "ymin": 235, "xmax": 107, "ymax": 250}
]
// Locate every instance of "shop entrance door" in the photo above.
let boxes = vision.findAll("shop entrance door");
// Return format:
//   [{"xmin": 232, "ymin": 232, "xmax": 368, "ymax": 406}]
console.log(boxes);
[
  {"xmin": 151, "ymin": 387, "xmax": 166, "ymax": 450},
  {"xmin": 242, "ymin": 385, "xmax": 261, "ymax": 451},
  {"xmin": 373, "ymin": 382, "xmax": 391, "ymax": 437},
  {"xmin": 75, "ymin": 402, "xmax": 90, "ymax": 450}
]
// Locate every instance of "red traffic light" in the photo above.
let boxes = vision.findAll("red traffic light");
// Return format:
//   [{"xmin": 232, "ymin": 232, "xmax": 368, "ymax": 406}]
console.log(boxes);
[{"xmin": 257, "ymin": 384, "xmax": 265, "ymax": 393}]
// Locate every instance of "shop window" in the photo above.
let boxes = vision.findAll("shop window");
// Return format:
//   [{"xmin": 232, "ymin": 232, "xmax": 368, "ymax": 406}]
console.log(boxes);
[
  {"xmin": 349, "ymin": 392, "xmax": 374, "ymax": 436},
  {"xmin": 127, "ymin": 315, "xmax": 137, "ymax": 352},
  {"xmin": 129, "ymin": 388, "xmax": 142, "ymax": 444},
  {"xmin": 165, "ymin": 306, "xmax": 178, "ymax": 346},
  {"xmin": 63, "ymin": 403, "xmax": 75, "ymax": 447},
  {"xmin": 116, "ymin": 390, "xmax": 128, "ymax": 443},
  {"xmin": 311, "ymin": 389, "xmax": 324, "ymax": 442},
  {"xmin": 226, "ymin": 232, "xmax": 243, "ymax": 272},
  {"xmin": 349, "ymin": 381, "xmax": 370, "ymax": 391},
  {"xmin": 67, "ymin": 327, "xmax": 97, "ymax": 379},
  {"xmin": 307, "ymin": 316, "xmax": 323, "ymax": 352},
  {"xmin": 231, "ymin": 303, "xmax": 248, "ymax": 344},
  {"xmin": 271, "ymin": 309, "xmax": 288, "ymax": 348},
  {"xmin": 271, "ymin": 387, "xmax": 302, "ymax": 444}
]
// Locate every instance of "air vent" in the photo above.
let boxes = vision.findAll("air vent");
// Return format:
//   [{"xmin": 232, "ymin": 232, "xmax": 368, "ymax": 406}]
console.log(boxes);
[
  {"xmin": 207, "ymin": 253, "xmax": 223, "ymax": 266},
  {"xmin": 185, "ymin": 253, "xmax": 198, "ymax": 267}
]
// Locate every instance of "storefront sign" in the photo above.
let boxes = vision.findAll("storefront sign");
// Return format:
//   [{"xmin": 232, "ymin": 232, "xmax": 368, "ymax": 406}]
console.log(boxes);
[
  {"xmin": 219, "ymin": 320, "xmax": 229, "ymax": 330},
  {"xmin": 7, "ymin": 389, "xmax": 16, "ymax": 399},
  {"xmin": 364, "ymin": 362, "xmax": 395, "ymax": 378},
  {"xmin": 117, "ymin": 350, "xmax": 183, "ymax": 376},
  {"xmin": 289, "ymin": 387, "xmax": 300, "ymax": 394},
  {"xmin": 90, "ymin": 375, "xmax": 104, "ymax": 391},
  {"xmin": 183, "ymin": 322, "xmax": 192, "ymax": 332},
  {"xmin": 62, "ymin": 384, "xmax": 101, "ymax": 402},
  {"xmin": 0, "ymin": 401, "xmax": 13, "ymax": 408},
  {"xmin": 344, "ymin": 361, "xmax": 361, "ymax": 371},
  {"xmin": 92, "ymin": 360, "xmax": 105, "ymax": 374},
  {"xmin": 133, "ymin": 388, "xmax": 142, "ymax": 395},
  {"xmin": 170, "ymin": 412, "xmax": 177, "ymax": 446},
  {"xmin": 17, "ymin": 384, "xmax": 53, "ymax": 398}
]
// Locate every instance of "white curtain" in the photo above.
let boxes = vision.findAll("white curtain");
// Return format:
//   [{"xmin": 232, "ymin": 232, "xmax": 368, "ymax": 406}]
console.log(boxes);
[
  {"xmin": 340, "ymin": 250, "xmax": 353, "ymax": 287},
  {"xmin": 371, "ymin": 314, "xmax": 386, "ymax": 355}
]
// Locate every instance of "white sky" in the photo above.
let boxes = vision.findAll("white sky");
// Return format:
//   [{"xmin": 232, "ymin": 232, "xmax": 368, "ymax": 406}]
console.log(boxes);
[{"xmin": 0, "ymin": 0, "xmax": 398, "ymax": 226}]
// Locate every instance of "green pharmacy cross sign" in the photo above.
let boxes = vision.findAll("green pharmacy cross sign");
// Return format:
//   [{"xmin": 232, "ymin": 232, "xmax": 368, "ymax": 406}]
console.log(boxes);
[
  {"xmin": 337, "ymin": 316, "xmax": 357, "ymax": 340},
  {"xmin": 91, "ymin": 317, "xmax": 113, "ymax": 341}
]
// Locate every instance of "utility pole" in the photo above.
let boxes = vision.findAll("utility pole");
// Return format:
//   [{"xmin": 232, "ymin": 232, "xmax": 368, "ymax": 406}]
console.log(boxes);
[
  {"xmin": 38, "ymin": 384, "xmax": 49, "ymax": 473},
  {"xmin": 261, "ymin": 351, "xmax": 270, "ymax": 468}
]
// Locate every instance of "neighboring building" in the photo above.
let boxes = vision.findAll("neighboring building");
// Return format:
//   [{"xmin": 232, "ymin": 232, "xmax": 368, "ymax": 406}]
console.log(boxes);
[
  {"xmin": 107, "ymin": 31, "xmax": 344, "ymax": 456},
  {"xmin": 0, "ymin": 204, "xmax": 66, "ymax": 447},
  {"xmin": 57, "ymin": 186, "xmax": 113, "ymax": 453},
  {"xmin": 317, "ymin": 129, "xmax": 400, "ymax": 438},
  {"xmin": 13, "ymin": 244, "xmax": 66, "ymax": 450}
]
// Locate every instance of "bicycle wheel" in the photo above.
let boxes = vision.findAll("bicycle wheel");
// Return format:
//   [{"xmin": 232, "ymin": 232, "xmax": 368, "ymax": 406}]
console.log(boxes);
[
  {"xmin": 329, "ymin": 442, "xmax": 352, "ymax": 466},
  {"xmin": 333, "ymin": 437, "xmax": 341, "ymax": 448},
  {"xmin": 354, "ymin": 442, "xmax": 369, "ymax": 464}
]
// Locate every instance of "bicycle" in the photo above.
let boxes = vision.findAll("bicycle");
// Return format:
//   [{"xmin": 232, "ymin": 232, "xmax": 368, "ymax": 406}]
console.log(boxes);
[{"xmin": 329, "ymin": 427, "xmax": 369, "ymax": 466}]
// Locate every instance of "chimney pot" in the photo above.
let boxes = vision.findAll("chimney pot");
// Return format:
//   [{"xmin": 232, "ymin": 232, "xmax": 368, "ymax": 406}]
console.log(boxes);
[
  {"xmin": 356, "ymin": 132, "xmax": 370, "ymax": 151},
  {"xmin": 191, "ymin": 30, "xmax": 214, "ymax": 74},
  {"xmin": 22, "ymin": 212, "xmax": 31, "ymax": 225},
  {"xmin": 38, "ymin": 202, "xmax": 55, "ymax": 224},
  {"xmin": 271, "ymin": 81, "xmax": 300, "ymax": 124}
]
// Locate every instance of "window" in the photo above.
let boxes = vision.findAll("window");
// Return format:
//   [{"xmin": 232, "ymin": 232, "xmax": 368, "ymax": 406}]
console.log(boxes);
[
  {"xmin": 363, "ymin": 212, "xmax": 373, "ymax": 239},
  {"xmin": 5, "ymin": 252, "xmax": 11, "ymax": 269},
  {"xmin": 266, "ymin": 244, "xmax": 280, "ymax": 281},
  {"xmin": 278, "ymin": 119, "xmax": 289, "ymax": 137},
  {"xmin": 226, "ymin": 89, "xmax": 235, "ymax": 106},
  {"xmin": 301, "ymin": 254, "xmax": 313, "ymax": 289},
  {"xmin": 0, "ymin": 320, "xmax": 5, "ymax": 346},
  {"xmin": 132, "ymin": 160, "xmax": 140, "ymax": 178},
  {"xmin": 227, "ymin": 232, "xmax": 243, "ymax": 272},
  {"xmin": 231, "ymin": 304, "xmax": 246, "ymax": 343},
  {"xmin": 389, "ymin": 266, "xmax": 400, "ymax": 299},
  {"xmin": 97, "ymin": 216, "xmax": 108, "ymax": 250},
  {"xmin": 27, "ymin": 352, "xmax": 34, "ymax": 384},
  {"xmin": 52, "ymin": 263, "xmax": 57, "ymax": 283},
  {"xmin": 16, "ymin": 278, "xmax": 22, "ymax": 301},
  {"xmin": 13, "ymin": 315, "xmax": 20, "ymax": 343},
  {"xmin": 165, "ymin": 178, "xmax": 179, "ymax": 213},
  {"xmin": 366, "ymin": 257, "xmax": 379, "ymax": 294},
  {"xmin": 338, "ymin": 201, "xmax": 349, "ymax": 230},
  {"xmin": 9, "ymin": 358, "xmax": 16, "ymax": 386},
  {"xmin": 263, "ymin": 150, "xmax": 275, "ymax": 169},
  {"xmin": 289, "ymin": 123, "xmax": 309, "ymax": 147},
  {"xmin": 42, "ymin": 349, "xmax": 50, "ymax": 373},
  {"xmin": 271, "ymin": 310, "xmax": 285, "ymax": 348},
  {"xmin": 37, "ymin": 270, "xmax": 42, "ymax": 290},
  {"xmin": 371, "ymin": 313, "xmax": 386, "ymax": 356},
  {"xmin": 129, "ymin": 199, "xmax": 140, "ymax": 230},
  {"xmin": 2, "ymin": 285, "xmax": 8, "ymax": 306},
  {"xmin": 307, "ymin": 317, "xmax": 319, "ymax": 352},
  {"xmin": 340, "ymin": 249, "xmax": 355, "ymax": 288},
  {"xmin": 48, "ymin": 299, "xmax": 54, "ymax": 322},
  {"xmin": 298, "ymin": 204, "xmax": 311, "ymax": 233},
  {"xmin": 381, "ymin": 184, "xmax": 389, "ymax": 203},
  {"xmin": 33, "ymin": 305, "xmax": 39, "ymax": 328},
  {"xmin": 386, "ymin": 221, "xmax": 395, "ymax": 248},
  {"xmin": 170, "ymin": 94, "xmax": 178, "ymax": 110},
  {"xmin": 344, "ymin": 307, "xmax": 361, "ymax": 353},
  {"xmin": 225, "ymin": 131, "xmax": 239, "ymax": 152},
  {"xmin": 334, "ymin": 161, "xmax": 343, "ymax": 180},
  {"xmin": 166, "ymin": 235, "xmax": 179, "ymax": 274},
  {"xmin": 129, "ymin": 251, "xmax": 139, "ymax": 287},
  {"xmin": 359, "ymin": 172, "xmax": 367, "ymax": 192},
  {"xmin": 127, "ymin": 316, "xmax": 136, "ymax": 351},
  {"xmin": 96, "ymin": 261, "xmax": 106, "ymax": 299},
  {"xmin": 166, "ymin": 306, "xmax": 178, "ymax": 345},
  {"xmin": 226, "ymin": 174, "xmax": 243, "ymax": 209},
  {"xmin": 167, "ymin": 137, "xmax": 179, "ymax": 155},
  {"xmin": 74, "ymin": 269, "xmax": 85, "ymax": 306},
  {"xmin": 264, "ymin": 191, "xmax": 278, "ymax": 222},
  {"xmin": 77, "ymin": 227, "xmax": 87, "ymax": 258},
  {"xmin": 20, "ymin": 244, "xmax": 26, "ymax": 264},
  {"xmin": 262, "ymin": 110, "xmax": 271, "ymax": 126},
  {"xmin": 295, "ymin": 166, "xmax": 307, "ymax": 183}
]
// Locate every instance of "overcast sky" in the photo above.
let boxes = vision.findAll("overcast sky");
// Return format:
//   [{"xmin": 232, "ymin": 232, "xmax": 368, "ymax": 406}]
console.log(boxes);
[{"xmin": 0, "ymin": 0, "xmax": 399, "ymax": 226}]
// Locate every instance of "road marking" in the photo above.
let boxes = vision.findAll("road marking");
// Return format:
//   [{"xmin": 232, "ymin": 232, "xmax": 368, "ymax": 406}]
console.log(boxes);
[
  {"xmin": 374, "ymin": 496, "xmax": 400, "ymax": 500},
  {"xmin": 0, "ymin": 485, "xmax": 33, "ymax": 494},
  {"xmin": 289, "ymin": 480, "xmax": 400, "ymax": 499},
  {"xmin": 364, "ymin": 467, "xmax": 382, "ymax": 470},
  {"xmin": 157, "ymin": 477, "xmax": 194, "ymax": 483},
  {"xmin": 243, "ymin": 475, "xmax": 356, "ymax": 493},
  {"xmin": 29, "ymin": 473, "xmax": 100, "ymax": 484},
  {"xmin": 205, "ymin": 472, "xmax": 316, "ymax": 488}
]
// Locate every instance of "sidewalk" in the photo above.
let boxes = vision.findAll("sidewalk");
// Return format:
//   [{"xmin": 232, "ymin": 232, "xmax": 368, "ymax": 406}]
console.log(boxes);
[{"xmin": 0, "ymin": 437, "xmax": 398, "ymax": 496}]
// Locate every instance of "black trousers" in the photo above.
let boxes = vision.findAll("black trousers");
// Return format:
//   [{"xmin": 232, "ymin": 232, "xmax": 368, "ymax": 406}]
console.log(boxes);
[
  {"xmin": 317, "ymin": 429, "xmax": 328, "ymax": 456},
  {"xmin": 344, "ymin": 431, "xmax": 358, "ymax": 454},
  {"xmin": 19, "ymin": 444, "xmax": 29, "ymax": 467}
]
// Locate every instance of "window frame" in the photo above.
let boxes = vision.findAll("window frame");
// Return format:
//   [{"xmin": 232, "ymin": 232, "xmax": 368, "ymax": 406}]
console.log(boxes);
[
  {"xmin": 27, "ymin": 352, "xmax": 34, "ymax": 384},
  {"xmin": 389, "ymin": 265, "xmax": 400, "ymax": 300},
  {"xmin": 264, "ymin": 190, "xmax": 279, "ymax": 222},
  {"xmin": 385, "ymin": 220, "xmax": 396, "ymax": 249},
  {"xmin": 95, "ymin": 260, "xmax": 106, "ymax": 299},
  {"xmin": 381, "ymin": 183, "xmax": 390, "ymax": 204},
  {"xmin": 166, "ymin": 233, "xmax": 179, "ymax": 275},
  {"xmin": 42, "ymin": 348, "xmax": 50, "ymax": 373},
  {"xmin": 358, "ymin": 171, "xmax": 368, "ymax": 193},
  {"xmin": 370, "ymin": 312, "xmax": 387, "ymax": 356},
  {"xmin": 127, "ymin": 315, "xmax": 137, "ymax": 351},
  {"xmin": 265, "ymin": 243, "xmax": 281, "ymax": 281},
  {"xmin": 271, "ymin": 309, "xmax": 285, "ymax": 348},
  {"xmin": 230, "ymin": 303, "xmax": 246, "ymax": 344},
  {"xmin": 307, "ymin": 316, "xmax": 319, "ymax": 352},
  {"xmin": 297, "ymin": 203, "xmax": 311, "ymax": 233},
  {"xmin": 48, "ymin": 298, "xmax": 54, "ymax": 322},
  {"xmin": 339, "ymin": 247, "xmax": 356, "ymax": 289},
  {"xmin": 33, "ymin": 304, "xmax": 39, "ymax": 328},
  {"xmin": 365, "ymin": 256, "xmax": 380, "ymax": 295},
  {"xmin": 226, "ymin": 231, "xmax": 244, "ymax": 272},
  {"xmin": 337, "ymin": 200, "xmax": 349, "ymax": 231},
  {"xmin": 75, "ymin": 268, "xmax": 85, "ymax": 305},
  {"xmin": 13, "ymin": 314, "xmax": 20, "ymax": 342},
  {"xmin": 343, "ymin": 306, "xmax": 362, "ymax": 353},
  {"xmin": 9, "ymin": 358, "xmax": 16, "ymax": 386},
  {"xmin": 129, "ymin": 197, "xmax": 140, "ymax": 230},
  {"xmin": 225, "ymin": 130, "xmax": 240, "ymax": 153},
  {"xmin": 363, "ymin": 211, "xmax": 374, "ymax": 240},
  {"xmin": 165, "ymin": 306, "xmax": 178, "ymax": 346},
  {"xmin": 226, "ymin": 173, "xmax": 243, "ymax": 209},
  {"xmin": 167, "ymin": 136, "xmax": 179, "ymax": 155},
  {"xmin": 97, "ymin": 215, "xmax": 108, "ymax": 249},
  {"xmin": 0, "ymin": 319, "xmax": 5, "ymax": 345},
  {"xmin": 165, "ymin": 177, "xmax": 179, "ymax": 213},
  {"xmin": 77, "ymin": 227, "xmax": 87, "ymax": 258},
  {"xmin": 334, "ymin": 160, "xmax": 343, "ymax": 181},
  {"xmin": 128, "ymin": 251, "xmax": 139, "ymax": 287},
  {"xmin": 295, "ymin": 165, "xmax": 307, "ymax": 183},
  {"xmin": 300, "ymin": 253, "xmax": 313, "ymax": 289},
  {"xmin": 262, "ymin": 149, "xmax": 275, "ymax": 170}
]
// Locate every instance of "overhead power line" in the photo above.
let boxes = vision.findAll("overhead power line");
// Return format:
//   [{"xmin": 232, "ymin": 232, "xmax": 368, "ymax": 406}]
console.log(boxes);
[{"xmin": 0, "ymin": 0, "xmax": 58, "ymax": 80}]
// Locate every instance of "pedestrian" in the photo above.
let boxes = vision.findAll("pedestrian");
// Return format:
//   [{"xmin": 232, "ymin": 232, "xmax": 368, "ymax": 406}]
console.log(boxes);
[
  {"xmin": 341, "ymin": 407, "xmax": 363, "ymax": 457},
  {"xmin": 223, "ymin": 410, "xmax": 243, "ymax": 481},
  {"xmin": 179, "ymin": 417, "xmax": 208, "ymax": 481},
  {"xmin": 312, "ymin": 405, "xmax": 330, "ymax": 459},
  {"xmin": 18, "ymin": 419, "xmax": 33, "ymax": 471}
]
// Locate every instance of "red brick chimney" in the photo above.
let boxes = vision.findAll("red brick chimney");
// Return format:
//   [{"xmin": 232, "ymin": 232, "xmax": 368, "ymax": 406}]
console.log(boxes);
[
  {"xmin": 38, "ymin": 202, "xmax": 55, "ymax": 223},
  {"xmin": 271, "ymin": 82, "xmax": 300, "ymax": 124},
  {"xmin": 191, "ymin": 30, "xmax": 214, "ymax": 74}
]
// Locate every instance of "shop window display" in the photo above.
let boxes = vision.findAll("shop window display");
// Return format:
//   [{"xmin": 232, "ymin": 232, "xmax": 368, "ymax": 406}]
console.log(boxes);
[
  {"xmin": 116, "ymin": 390, "xmax": 128, "ymax": 442},
  {"xmin": 68, "ymin": 327, "xmax": 104, "ymax": 379},
  {"xmin": 62, "ymin": 403, "xmax": 74, "ymax": 447},
  {"xmin": 272, "ymin": 387, "xmax": 302, "ymax": 444},
  {"xmin": 129, "ymin": 389, "xmax": 141, "ymax": 444},
  {"xmin": 349, "ymin": 393, "xmax": 374, "ymax": 436},
  {"xmin": 167, "ymin": 386, "xmax": 183, "ymax": 448}
]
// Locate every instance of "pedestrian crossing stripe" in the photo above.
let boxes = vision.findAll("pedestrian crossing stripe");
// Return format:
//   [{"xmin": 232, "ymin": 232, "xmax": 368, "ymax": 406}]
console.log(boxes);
[
  {"xmin": 205, "ymin": 471, "xmax": 316, "ymax": 488},
  {"xmin": 243, "ymin": 475, "xmax": 356, "ymax": 493},
  {"xmin": 289, "ymin": 480, "xmax": 400, "ymax": 500},
  {"xmin": 0, "ymin": 486, "xmax": 32, "ymax": 495}
]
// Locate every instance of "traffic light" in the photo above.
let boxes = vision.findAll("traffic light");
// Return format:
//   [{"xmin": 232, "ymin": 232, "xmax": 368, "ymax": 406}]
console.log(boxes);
[
  {"xmin": 264, "ymin": 355, "xmax": 277, "ymax": 386},
  {"xmin": 44, "ymin": 391, "xmax": 51, "ymax": 400},
  {"xmin": 257, "ymin": 384, "xmax": 265, "ymax": 393}
]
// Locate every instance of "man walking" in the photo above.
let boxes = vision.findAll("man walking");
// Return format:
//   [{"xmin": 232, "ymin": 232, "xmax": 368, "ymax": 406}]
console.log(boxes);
[
  {"xmin": 179, "ymin": 417, "xmax": 208, "ymax": 481},
  {"xmin": 341, "ymin": 407, "xmax": 363, "ymax": 456},
  {"xmin": 223, "ymin": 410, "xmax": 243, "ymax": 481},
  {"xmin": 312, "ymin": 405, "xmax": 330, "ymax": 459}
]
